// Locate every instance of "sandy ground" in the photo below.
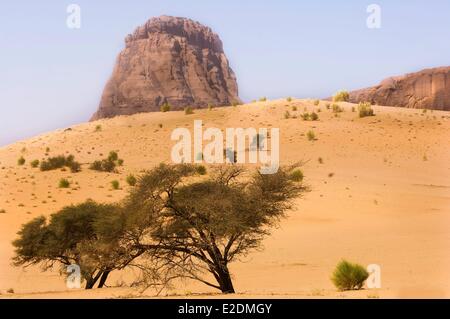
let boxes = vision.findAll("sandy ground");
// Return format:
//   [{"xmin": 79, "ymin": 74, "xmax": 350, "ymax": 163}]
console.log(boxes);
[{"xmin": 0, "ymin": 99, "xmax": 449, "ymax": 299}]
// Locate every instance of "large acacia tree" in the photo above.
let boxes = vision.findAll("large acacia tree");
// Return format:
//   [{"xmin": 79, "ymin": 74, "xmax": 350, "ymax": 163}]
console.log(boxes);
[{"xmin": 123, "ymin": 163, "xmax": 307, "ymax": 293}]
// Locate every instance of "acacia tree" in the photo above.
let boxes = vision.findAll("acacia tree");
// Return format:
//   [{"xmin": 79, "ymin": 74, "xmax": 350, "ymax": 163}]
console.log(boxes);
[
  {"xmin": 12, "ymin": 200, "xmax": 142, "ymax": 289},
  {"xmin": 123, "ymin": 163, "xmax": 307, "ymax": 293}
]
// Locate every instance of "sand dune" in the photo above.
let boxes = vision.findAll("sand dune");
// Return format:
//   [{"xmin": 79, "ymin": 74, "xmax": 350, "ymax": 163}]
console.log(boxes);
[{"xmin": 1, "ymin": 99, "xmax": 449, "ymax": 298}]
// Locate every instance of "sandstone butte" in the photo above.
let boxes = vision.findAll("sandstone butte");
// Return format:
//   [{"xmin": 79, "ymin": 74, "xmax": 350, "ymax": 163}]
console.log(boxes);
[{"xmin": 91, "ymin": 15, "xmax": 241, "ymax": 121}]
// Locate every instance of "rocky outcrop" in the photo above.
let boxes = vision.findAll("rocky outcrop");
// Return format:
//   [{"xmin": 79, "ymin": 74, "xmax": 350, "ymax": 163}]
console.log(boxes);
[
  {"xmin": 349, "ymin": 67, "xmax": 450, "ymax": 111},
  {"xmin": 91, "ymin": 16, "xmax": 241, "ymax": 120}
]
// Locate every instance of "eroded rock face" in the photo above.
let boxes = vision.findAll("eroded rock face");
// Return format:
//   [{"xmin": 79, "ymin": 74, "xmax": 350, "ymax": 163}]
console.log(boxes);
[
  {"xmin": 349, "ymin": 67, "xmax": 450, "ymax": 111},
  {"xmin": 91, "ymin": 16, "xmax": 240, "ymax": 120}
]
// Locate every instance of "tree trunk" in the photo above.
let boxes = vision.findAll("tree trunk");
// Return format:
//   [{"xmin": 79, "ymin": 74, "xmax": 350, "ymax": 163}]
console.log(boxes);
[
  {"xmin": 217, "ymin": 265, "xmax": 235, "ymax": 294},
  {"xmin": 84, "ymin": 271, "xmax": 103, "ymax": 289},
  {"xmin": 97, "ymin": 270, "xmax": 111, "ymax": 288}
]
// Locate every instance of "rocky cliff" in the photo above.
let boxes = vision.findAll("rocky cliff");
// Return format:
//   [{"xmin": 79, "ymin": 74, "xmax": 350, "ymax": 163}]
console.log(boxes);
[
  {"xmin": 349, "ymin": 67, "xmax": 450, "ymax": 111},
  {"xmin": 91, "ymin": 16, "xmax": 241, "ymax": 120}
]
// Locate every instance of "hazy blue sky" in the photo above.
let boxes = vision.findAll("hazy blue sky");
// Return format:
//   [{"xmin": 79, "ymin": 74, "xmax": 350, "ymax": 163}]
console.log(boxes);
[{"xmin": 1, "ymin": 0, "xmax": 449, "ymax": 146}]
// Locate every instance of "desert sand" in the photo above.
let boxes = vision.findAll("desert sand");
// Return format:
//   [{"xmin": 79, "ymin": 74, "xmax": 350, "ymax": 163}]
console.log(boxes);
[{"xmin": 0, "ymin": 99, "xmax": 449, "ymax": 298}]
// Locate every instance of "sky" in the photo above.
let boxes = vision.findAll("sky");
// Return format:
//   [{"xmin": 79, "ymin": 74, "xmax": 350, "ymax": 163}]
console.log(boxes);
[{"xmin": 1, "ymin": 0, "xmax": 450, "ymax": 146}]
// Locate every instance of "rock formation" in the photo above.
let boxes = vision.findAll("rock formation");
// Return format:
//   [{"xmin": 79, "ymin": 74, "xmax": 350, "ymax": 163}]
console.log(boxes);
[
  {"xmin": 91, "ymin": 16, "xmax": 241, "ymax": 120},
  {"xmin": 348, "ymin": 67, "xmax": 450, "ymax": 111}
]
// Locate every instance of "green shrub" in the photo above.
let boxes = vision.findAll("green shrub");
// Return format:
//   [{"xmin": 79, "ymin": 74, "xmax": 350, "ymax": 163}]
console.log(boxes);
[
  {"xmin": 289, "ymin": 169, "xmax": 304, "ymax": 182},
  {"xmin": 301, "ymin": 113, "xmax": 310, "ymax": 121},
  {"xmin": 90, "ymin": 151, "xmax": 122, "ymax": 172},
  {"xmin": 160, "ymin": 102, "xmax": 171, "ymax": 112},
  {"xmin": 331, "ymin": 260, "xmax": 369, "ymax": 291},
  {"xmin": 40, "ymin": 155, "xmax": 81, "ymax": 172},
  {"xmin": 108, "ymin": 151, "xmax": 118, "ymax": 162},
  {"xmin": 196, "ymin": 165, "xmax": 207, "ymax": 175},
  {"xmin": 111, "ymin": 180, "xmax": 120, "ymax": 190},
  {"xmin": 18, "ymin": 157, "xmax": 26, "ymax": 166},
  {"xmin": 310, "ymin": 112, "xmax": 319, "ymax": 121},
  {"xmin": 30, "ymin": 160, "xmax": 40, "ymax": 168},
  {"xmin": 59, "ymin": 178, "xmax": 70, "ymax": 189},
  {"xmin": 307, "ymin": 130, "xmax": 316, "ymax": 141},
  {"xmin": 358, "ymin": 102, "xmax": 375, "ymax": 118},
  {"xmin": 126, "ymin": 174, "xmax": 137, "ymax": 186},
  {"xmin": 333, "ymin": 90, "xmax": 349, "ymax": 102},
  {"xmin": 332, "ymin": 104, "xmax": 343, "ymax": 113},
  {"xmin": 184, "ymin": 107, "xmax": 194, "ymax": 115},
  {"xmin": 284, "ymin": 111, "xmax": 291, "ymax": 119},
  {"xmin": 95, "ymin": 125, "xmax": 102, "ymax": 132}
]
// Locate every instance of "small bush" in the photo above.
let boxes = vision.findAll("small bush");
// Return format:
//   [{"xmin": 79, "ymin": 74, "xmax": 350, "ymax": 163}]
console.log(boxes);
[
  {"xmin": 314, "ymin": 99, "xmax": 320, "ymax": 106},
  {"xmin": 184, "ymin": 107, "xmax": 194, "ymax": 115},
  {"xmin": 160, "ymin": 102, "xmax": 171, "ymax": 112},
  {"xmin": 95, "ymin": 125, "xmax": 102, "ymax": 132},
  {"xmin": 318, "ymin": 157, "xmax": 324, "ymax": 164},
  {"xmin": 90, "ymin": 151, "xmax": 122, "ymax": 172},
  {"xmin": 301, "ymin": 113, "xmax": 310, "ymax": 121},
  {"xmin": 7, "ymin": 288, "xmax": 14, "ymax": 294},
  {"xmin": 126, "ymin": 174, "xmax": 137, "ymax": 186},
  {"xmin": 286, "ymin": 97, "xmax": 292, "ymax": 102},
  {"xmin": 292, "ymin": 106, "xmax": 297, "ymax": 111},
  {"xmin": 108, "ymin": 151, "xmax": 118, "ymax": 162},
  {"xmin": 332, "ymin": 104, "xmax": 343, "ymax": 113},
  {"xmin": 310, "ymin": 112, "xmax": 319, "ymax": 121},
  {"xmin": 307, "ymin": 130, "xmax": 316, "ymax": 141},
  {"xmin": 358, "ymin": 102, "xmax": 375, "ymax": 118},
  {"xmin": 284, "ymin": 111, "xmax": 291, "ymax": 119},
  {"xmin": 289, "ymin": 169, "xmax": 304, "ymax": 182},
  {"xmin": 59, "ymin": 178, "xmax": 70, "ymax": 189},
  {"xmin": 196, "ymin": 165, "xmax": 207, "ymax": 175},
  {"xmin": 18, "ymin": 157, "xmax": 26, "ymax": 166},
  {"xmin": 111, "ymin": 180, "xmax": 120, "ymax": 190},
  {"xmin": 208, "ymin": 104, "xmax": 214, "ymax": 111},
  {"xmin": 326, "ymin": 103, "xmax": 331, "ymax": 110},
  {"xmin": 331, "ymin": 260, "xmax": 369, "ymax": 291},
  {"xmin": 333, "ymin": 90, "xmax": 349, "ymax": 102},
  {"xmin": 40, "ymin": 155, "xmax": 81, "ymax": 172},
  {"xmin": 30, "ymin": 159, "xmax": 40, "ymax": 168},
  {"xmin": 259, "ymin": 97, "xmax": 267, "ymax": 102},
  {"xmin": 232, "ymin": 101, "xmax": 240, "ymax": 107}
]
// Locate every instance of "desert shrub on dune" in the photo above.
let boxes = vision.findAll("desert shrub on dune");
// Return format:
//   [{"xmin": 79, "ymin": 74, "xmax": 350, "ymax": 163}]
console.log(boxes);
[
  {"xmin": 310, "ymin": 112, "xmax": 319, "ymax": 121},
  {"xmin": 17, "ymin": 157, "xmax": 26, "ymax": 166},
  {"xmin": 307, "ymin": 130, "xmax": 316, "ymax": 141},
  {"xmin": 160, "ymin": 102, "xmax": 171, "ymax": 112},
  {"xmin": 314, "ymin": 99, "xmax": 320, "ymax": 106},
  {"xmin": 30, "ymin": 160, "xmax": 40, "ymax": 168},
  {"xmin": 90, "ymin": 151, "xmax": 122, "ymax": 173},
  {"xmin": 332, "ymin": 104, "xmax": 343, "ymax": 113},
  {"xmin": 331, "ymin": 260, "xmax": 369, "ymax": 291},
  {"xmin": 333, "ymin": 90, "xmax": 349, "ymax": 102},
  {"xmin": 126, "ymin": 174, "xmax": 137, "ymax": 186},
  {"xmin": 59, "ymin": 178, "xmax": 70, "ymax": 188},
  {"xmin": 40, "ymin": 155, "xmax": 81, "ymax": 173},
  {"xmin": 358, "ymin": 102, "xmax": 375, "ymax": 118},
  {"xmin": 184, "ymin": 106, "xmax": 194, "ymax": 115},
  {"xmin": 111, "ymin": 180, "xmax": 120, "ymax": 190}
]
